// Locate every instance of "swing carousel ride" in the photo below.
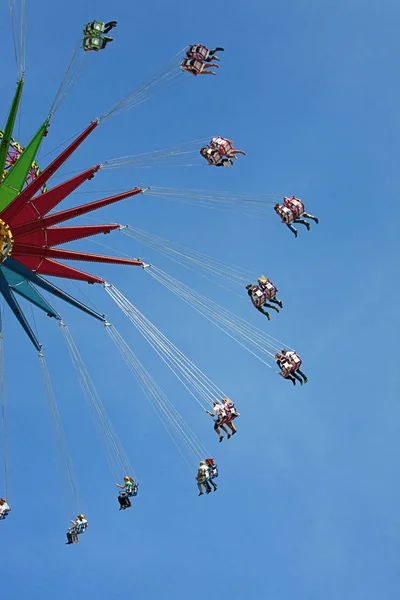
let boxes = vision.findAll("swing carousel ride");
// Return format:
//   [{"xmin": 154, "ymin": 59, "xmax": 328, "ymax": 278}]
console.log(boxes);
[{"xmin": 0, "ymin": 7, "xmax": 318, "ymax": 542}]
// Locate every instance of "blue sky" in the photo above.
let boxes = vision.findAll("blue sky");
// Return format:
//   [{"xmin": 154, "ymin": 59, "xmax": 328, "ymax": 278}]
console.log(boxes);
[{"xmin": 1, "ymin": 0, "xmax": 400, "ymax": 598}]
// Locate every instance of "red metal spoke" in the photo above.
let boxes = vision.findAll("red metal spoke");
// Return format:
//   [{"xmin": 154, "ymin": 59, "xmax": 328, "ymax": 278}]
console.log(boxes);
[
  {"xmin": 15, "ymin": 224, "xmax": 120, "ymax": 247},
  {"xmin": 0, "ymin": 120, "xmax": 99, "ymax": 223},
  {"xmin": 10, "ymin": 166, "xmax": 100, "ymax": 226},
  {"xmin": 13, "ymin": 244, "xmax": 143, "ymax": 266},
  {"xmin": 11, "ymin": 188, "xmax": 142, "ymax": 236},
  {"xmin": 14, "ymin": 255, "xmax": 104, "ymax": 283}
]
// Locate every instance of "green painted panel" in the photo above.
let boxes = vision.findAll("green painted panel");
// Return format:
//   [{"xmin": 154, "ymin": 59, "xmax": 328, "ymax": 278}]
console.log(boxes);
[
  {"xmin": 0, "ymin": 79, "xmax": 24, "ymax": 177},
  {"xmin": 0, "ymin": 120, "xmax": 48, "ymax": 212}
]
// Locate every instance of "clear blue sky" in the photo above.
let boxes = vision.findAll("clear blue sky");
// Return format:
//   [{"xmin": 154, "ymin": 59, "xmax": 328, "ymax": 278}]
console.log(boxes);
[{"xmin": 1, "ymin": 1, "xmax": 400, "ymax": 599}]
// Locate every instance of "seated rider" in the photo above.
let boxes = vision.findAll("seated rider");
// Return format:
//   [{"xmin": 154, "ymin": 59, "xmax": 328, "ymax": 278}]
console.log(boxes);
[
  {"xmin": 75, "ymin": 514, "xmax": 88, "ymax": 534},
  {"xmin": 180, "ymin": 58, "xmax": 219, "ymax": 76},
  {"xmin": 200, "ymin": 147, "xmax": 232, "ymax": 167},
  {"xmin": 116, "ymin": 476, "xmax": 137, "ymax": 510},
  {"xmin": 221, "ymin": 398, "xmax": 238, "ymax": 437},
  {"xmin": 281, "ymin": 349, "xmax": 307, "ymax": 383},
  {"xmin": 274, "ymin": 198, "xmax": 319, "ymax": 238},
  {"xmin": 275, "ymin": 353, "xmax": 299, "ymax": 386},
  {"xmin": 246, "ymin": 284, "xmax": 272, "ymax": 320},
  {"xmin": 196, "ymin": 461, "xmax": 212, "ymax": 496},
  {"xmin": 186, "ymin": 45, "xmax": 224, "ymax": 62},
  {"xmin": 205, "ymin": 400, "xmax": 232, "ymax": 442},
  {"xmin": 257, "ymin": 276, "xmax": 283, "ymax": 309},
  {"xmin": 205, "ymin": 458, "xmax": 218, "ymax": 492},
  {"xmin": 66, "ymin": 514, "xmax": 88, "ymax": 545},
  {"xmin": 83, "ymin": 20, "xmax": 117, "ymax": 51},
  {"xmin": 221, "ymin": 397, "xmax": 239, "ymax": 420},
  {"xmin": 0, "ymin": 498, "xmax": 10, "ymax": 520},
  {"xmin": 276, "ymin": 353, "xmax": 306, "ymax": 386}
]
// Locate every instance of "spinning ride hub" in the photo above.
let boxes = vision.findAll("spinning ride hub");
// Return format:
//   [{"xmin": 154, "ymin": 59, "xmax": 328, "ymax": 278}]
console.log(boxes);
[{"xmin": 0, "ymin": 219, "xmax": 13, "ymax": 262}]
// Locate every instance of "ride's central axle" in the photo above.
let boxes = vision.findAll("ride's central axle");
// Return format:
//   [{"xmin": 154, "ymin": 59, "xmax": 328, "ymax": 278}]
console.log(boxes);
[{"xmin": 0, "ymin": 219, "xmax": 13, "ymax": 262}]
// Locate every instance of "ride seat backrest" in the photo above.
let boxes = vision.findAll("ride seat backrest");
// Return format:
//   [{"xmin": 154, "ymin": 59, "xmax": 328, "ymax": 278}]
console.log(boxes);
[
  {"xmin": 76, "ymin": 523, "xmax": 88, "ymax": 534},
  {"xmin": 208, "ymin": 466, "xmax": 218, "ymax": 479},
  {"xmin": 280, "ymin": 360, "xmax": 295, "ymax": 377},
  {"xmin": 253, "ymin": 289, "xmax": 266, "ymax": 307},
  {"xmin": 284, "ymin": 198, "xmax": 304, "ymax": 219},
  {"xmin": 287, "ymin": 353, "xmax": 302, "ymax": 369},
  {"xmin": 260, "ymin": 280, "xmax": 277, "ymax": 299},
  {"xmin": 222, "ymin": 405, "xmax": 236, "ymax": 422},
  {"xmin": 279, "ymin": 206, "xmax": 295, "ymax": 224},
  {"xmin": 85, "ymin": 21, "xmax": 105, "ymax": 34},
  {"xmin": 84, "ymin": 37, "xmax": 102, "ymax": 50},
  {"xmin": 208, "ymin": 150, "xmax": 222, "ymax": 165},
  {"xmin": 193, "ymin": 46, "xmax": 209, "ymax": 60},
  {"xmin": 214, "ymin": 139, "xmax": 233, "ymax": 155},
  {"xmin": 121, "ymin": 485, "xmax": 138, "ymax": 498},
  {"xmin": 129, "ymin": 485, "xmax": 138, "ymax": 497},
  {"xmin": 191, "ymin": 60, "xmax": 204, "ymax": 74}
]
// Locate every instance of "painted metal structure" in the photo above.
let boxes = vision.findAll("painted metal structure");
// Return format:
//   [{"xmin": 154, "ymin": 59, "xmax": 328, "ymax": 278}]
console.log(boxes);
[{"xmin": 0, "ymin": 83, "xmax": 144, "ymax": 350}]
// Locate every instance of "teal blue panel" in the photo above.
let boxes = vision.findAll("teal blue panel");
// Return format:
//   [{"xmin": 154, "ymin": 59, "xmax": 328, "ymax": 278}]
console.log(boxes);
[{"xmin": 1, "ymin": 266, "xmax": 60, "ymax": 318}]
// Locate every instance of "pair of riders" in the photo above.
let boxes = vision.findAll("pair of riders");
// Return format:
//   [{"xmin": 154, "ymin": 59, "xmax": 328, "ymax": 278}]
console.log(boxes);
[
  {"xmin": 200, "ymin": 137, "xmax": 246, "ymax": 168},
  {"xmin": 276, "ymin": 350, "xmax": 308, "ymax": 385},
  {"xmin": 180, "ymin": 44, "xmax": 225, "ymax": 76},
  {"xmin": 206, "ymin": 398, "xmax": 238, "ymax": 442},
  {"xmin": 116, "ymin": 476, "xmax": 138, "ymax": 510},
  {"xmin": 274, "ymin": 196, "xmax": 319, "ymax": 237},
  {"xmin": 66, "ymin": 514, "xmax": 88, "ymax": 544},
  {"xmin": 65, "ymin": 475, "xmax": 136, "ymax": 544},
  {"xmin": 83, "ymin": 20, "xmax": 118, "ymax": 51},
  {"xmin": 246, "ymin": 276, "xmax": 283, "ymax": 320},
  {"xmin": 196, "ymin": 458, "xmax": 218, "ymax": 496}
]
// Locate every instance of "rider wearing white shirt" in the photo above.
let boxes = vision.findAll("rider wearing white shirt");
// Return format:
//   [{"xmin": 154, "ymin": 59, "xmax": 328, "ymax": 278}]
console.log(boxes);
[{"xmin": 205, "ymin": 401, "xmax": 231, "ymax": 442}]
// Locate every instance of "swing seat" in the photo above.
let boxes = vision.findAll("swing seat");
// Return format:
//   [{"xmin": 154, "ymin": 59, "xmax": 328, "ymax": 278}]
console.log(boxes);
[
  {"xmin": 120, "ymin": 483, "xmax": 138, "ymax": 498},
  {"xmin": 207, "ymin": 466, "xmax": 218, "ymax": 480},
  {"xmin": 286, "ymin": 352, "xmax": 302, "ymax": 370},
  {"xmin": 283, "ymin": 197, "xmax": 304, "ymax": 219},
  {"xmin": 225, "ymin": 409, "xmax": 239, "ymax": 422},
  {"xmin": 189, "ymin": 45, "xmax": 210, "ymax": 61},
  {"xmin": 252, "ymin": 288, "xmax": 268, "ymax": 308},
  {"xmin": 211, "ymin": 137, "xmax": 234, "ymax": 156},
  {"xmin": 84, "ymin": 21, "xmax": 105, "ymax": 36},
  {"xmin": 258, "ymin": 277, "xmax": 277, "ymax": 300},
  {"xmin": 128, "ymin": 483, "xmax": 138, "ymax": 497},
  {"xmin": 279, "ymin": 360, "xmax": 296, "ymax": 377},
  {"xmin": 181, "ymin": 59, "xmax": 204, "ymax": 75},
  {"xmin": 278, "ymin": 206, "xmax": 295, "ymax": 224},
  {"xmin": 83, "ymin": 36, "xmax": 103, "ymax": 52},
  {"xmin": 205, "ymin": 459, "xmax": 218, "ymax": 479},
  {"xmin": 75, "ymin": 522, "xmax": 88, "ymax": 535}
]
